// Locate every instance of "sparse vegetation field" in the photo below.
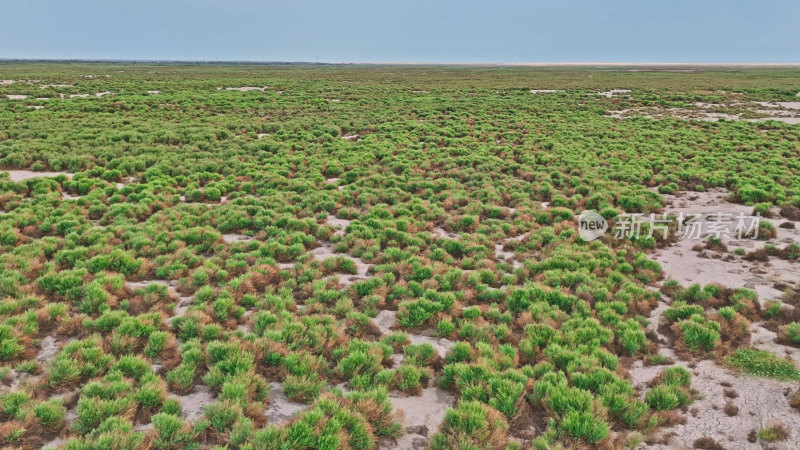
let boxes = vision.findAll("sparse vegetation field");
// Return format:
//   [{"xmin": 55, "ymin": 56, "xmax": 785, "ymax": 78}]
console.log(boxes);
[{"xmin": 1, "ymin": 63, "xmax": 799, "ymax": 449}]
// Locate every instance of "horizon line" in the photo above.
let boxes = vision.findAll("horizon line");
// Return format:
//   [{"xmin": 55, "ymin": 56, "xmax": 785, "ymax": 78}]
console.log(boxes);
[{"xmin": 2, "ymin": 58, "xmax": 800, "ymax": 67}]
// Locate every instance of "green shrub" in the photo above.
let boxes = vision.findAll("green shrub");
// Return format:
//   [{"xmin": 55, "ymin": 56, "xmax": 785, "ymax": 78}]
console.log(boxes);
[
  {"xmin": 430, "ymin": 401, "xmax": 509, "ymax": 450},
  {"xmin": 645, "ymin": 385, "xmax": 689, "ymax": 411},
  {"xmin": 560, "ymin": 410, "xmax": 609, "ymax": 443},
  {"xmin": 284, "ymin": 374, "xmax": 326, "ymax": 403},
  {"xmin": 677, "ymin": 316, "xmax": 720, "ymax": 353},
  {"xmin": 34, "ymin": 399, "xmax": 67, "ymax": 425}
]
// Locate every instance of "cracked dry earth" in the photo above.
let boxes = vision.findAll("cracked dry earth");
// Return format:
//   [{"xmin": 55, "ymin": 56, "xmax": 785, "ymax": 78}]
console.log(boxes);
[
  {"xmin": 635, "ymin": 190, "xmax": 800, "ymax": 449},
  {"xmin": 632, "ymin": 357, "xmax": 800, "ymax": 449}
]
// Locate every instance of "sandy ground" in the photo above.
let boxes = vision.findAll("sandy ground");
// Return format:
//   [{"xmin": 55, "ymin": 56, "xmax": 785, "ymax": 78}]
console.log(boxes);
[
  {"xmin": 224, "ymin": 86, "xmax": 268, "ymax": 92},
  {"xmin": 222, "ymin": 233, "xmax": 255, "ymax": 244},
  {"xmin": 638, "ymin": 189, "xmax": 800, "ymax": 448},
  {"xmin": 609, "ymin": 101, "xmax": 800, "ymax": 124},
  {"xmin": 653, "ymin": 189, "xmax": 800, "ymax": 301},
  {"xmin": 433, "ymin": 227, "xmax": 458, "ymax": 239},
  {"xmin": 598, "ymin": 89, "xmax": 631, "ymax": 97},
  {"xmin": 5, "ymin": 94, "xmax": 28, "ymax": 100},
  {"xmin": 61, "ymin": 192, "xmax": 82, "ymax": 200},
  {"xmin": 4, "ymin": 170, "xmax": 73, "ymax": 181},
  {"xmin": 326, "ymin": 215, "xmax": 351, "ymax": 237},
  {"xmin": 171, "ymin": 384, "xmax": 215, "ymax": 421},
  {"xmin": 633, "ymin": 357, "xmax": 800, "ymax": 449},
  {"xmin": 265, "ymin": 382, "xmax": 308, "ymax": 424},
  {"xmin": 383, "ymin": 387, "xmax": 456, "ymax": 450},
  {"xmin": 530, "ymin": 89, "xmax": 560, "ymax": 94},
  {"xmin": 311, "ymin": 242, "xmax": 370, "ymax": 285},
  {"xmin": 371, "ymin": 310, "xmax": 456, "ymax": 449}
]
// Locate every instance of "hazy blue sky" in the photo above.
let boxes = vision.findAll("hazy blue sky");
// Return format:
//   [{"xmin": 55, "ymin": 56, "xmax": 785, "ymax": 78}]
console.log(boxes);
[{"xmin": 3, "ymin": 0, "xmax": 799, "ymax": 62}]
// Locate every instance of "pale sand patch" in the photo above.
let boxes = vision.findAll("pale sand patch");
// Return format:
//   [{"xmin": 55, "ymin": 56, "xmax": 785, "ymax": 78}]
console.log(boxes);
[
  {"xmin": 126, "ymin": 279, "xmax": 171, "ymax": 290},
  {"xmin": 95, "ymin": 91, "xmax": 112, "ymax": 97},
  {"xmin": 646, "ymin": 297, "xmax": 672, "ymax": 345},
  {"xmin": 407, "ymin": 332, "xmax": 455, "ymax": 358},
  {"xmin": 598, "ymin": 89, "xmax": 631, "ymax": 98},
  {"xmin": 37, "ymin": 335, "xmax": 59, "ymax": 364},
  {"xmin": 756, "ymin": 101, "xmax": 800, "ymax": 110},
  {"xmin": 311, "ymin": 243, "xmax": 371, "ymax": 285},
  {"xmin": 372, "ymin": 310, "xmax": 398, "ymax": 335},
  {"xmin": 653, "ymin": 190, "xmax": 800, "ymax": 302},
  {"xmin": 225, "ymin": 86, "xmax": 268, "ymax": 92},
  {"xmin": 371, "ymin": 310, "xmax": 455, "ymax": 358},
  {"xmin": 5, "ymin": 94, "xmax": 27, "ymax": 100},
  {"xmin": 610, "ymin": 101, "xmax": 800, "ymax": 124},
  {"xmin": 4, "ymin": 170, "xmax": 73, "ymax": 181},
  {"xmin": 147, "ymin": 90, "xmax": 160, "ymax": 94},
  {"xmin": 495, "ymin": 243, "xmax": 514, "ymax": 261},
  {"xmin": 28, "ymin": 105, "xmax": 45, "ymax": 110},
  {"xmin": 171, "ymin": 384, "xmax": 215, "ymax": 421},
  {"xmin": 494, "ymin": 242, "xmax": 521, "ymax": 269},
  {"xmin": 61, "ymin": 192, "xmax": 82, "ymax": 200},
  {"xmin": 0, "ymin": 80, "xmax": 15, "ymax": 85},
  {"xmin": 530, "ymin": 89, "xmax": 559, "ymax": 94},
  {"xmin": 69, "ymin": 94, "xmax": 89, "ymax": 98},
  {"xmin": 411, "ymin": 90, "xmax": 429, "ymax": 93},
  {"xmin": 265, "ymin": 382, "xmax": 308, "ymax": 424},
  {"xmin": 326, "ymin": 215, "xmax": 351, "ymax": 237},
  {"xmin": 171, "ymin": 294, "xmax": 195, "ymax": 320},
  {"xmin": 40, "ymin": 84, "xmax": 73, "ymax": 88},
  {"xmin": 386, "ymin": 387, "xmax": 456, "ymax": 446},
  {"xmin": 222, "ymin": 234, "xmax": 255, "ymax": 244},
  {"xmin": 341, "ymin": 134, "xmax": 360, "ymax": 141},
  {"xmin": 327, "ymin": 98, "xmax": 341, "ymax": 102},
  {"xmin": 256, "ymin": 133, "xmax": 269, "ymax": 138},
  {"xmin": 121, "ymin": 176, "xmax": 134, "ymax": 187},
  {"xmin": 433, "ymin": 227, "xmax": 458, "ymax": 239}
]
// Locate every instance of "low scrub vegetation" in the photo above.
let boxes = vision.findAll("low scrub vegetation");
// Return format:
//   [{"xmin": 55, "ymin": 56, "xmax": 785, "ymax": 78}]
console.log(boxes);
[{"xmin": 1, "ymin": 63, "xmax": 799, "ymax": 448}]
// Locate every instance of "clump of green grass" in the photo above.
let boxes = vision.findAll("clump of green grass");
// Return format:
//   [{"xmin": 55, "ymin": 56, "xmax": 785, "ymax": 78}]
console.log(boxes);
[
  {"xmin": 727, "ymin": 348, "xmax": 800, "ymax": 380},
  {"xmin": 778, "ymin": 322, "xmax": 800, "ymax": 346},
  {"xmin": 645, "ymin": 367, "xmax": 692, "ymax": 411},
  {"xmin": 430, "ymin": 400, "xmax": 510, "ymax": 450},
  {"xmin": 756, "ymin": 422, "xmax": 789, "ymax": 442}
]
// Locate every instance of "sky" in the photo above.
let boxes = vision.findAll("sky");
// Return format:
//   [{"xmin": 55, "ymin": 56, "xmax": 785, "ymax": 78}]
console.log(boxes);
[{"xmin": 3, "ymin": 0, "xmax": 799, "ymax": 63}]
